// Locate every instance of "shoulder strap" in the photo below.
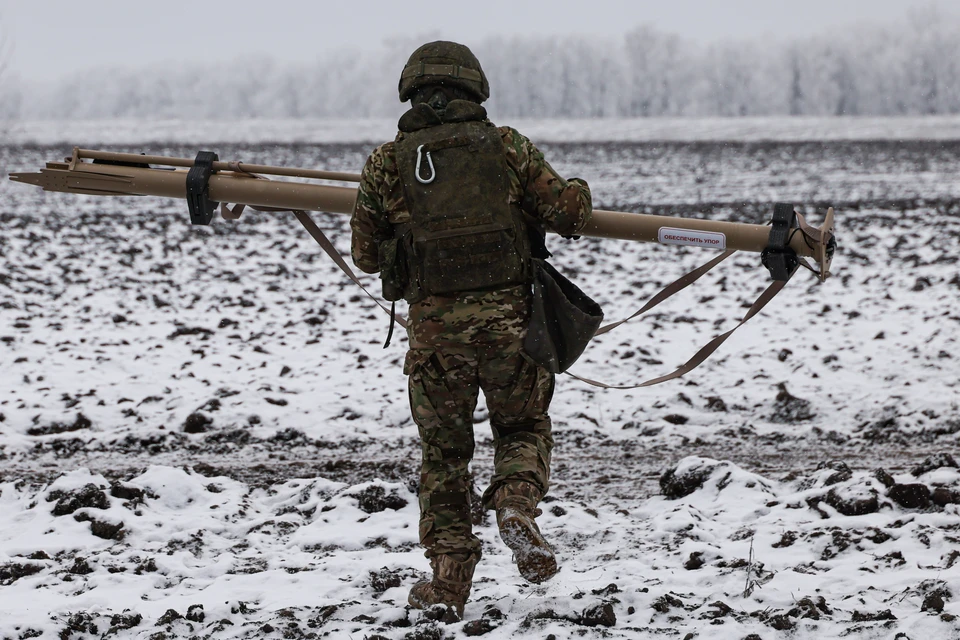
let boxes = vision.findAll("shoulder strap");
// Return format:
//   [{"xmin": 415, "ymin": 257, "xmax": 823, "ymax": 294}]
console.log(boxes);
[
  {"xmin": 221, "ymin": 199, "xmax": 407, "ymax": 336},
  {"xmin": 595, "ymin": 249, "xmax": 734, "ymax": 337},
  {"xmin": 567, "ymin": 270, "xmax": 791, "ymax": 389},
  {"xmin": 289, "ymin": 209, "xmax": 409, "ymax": 338}
]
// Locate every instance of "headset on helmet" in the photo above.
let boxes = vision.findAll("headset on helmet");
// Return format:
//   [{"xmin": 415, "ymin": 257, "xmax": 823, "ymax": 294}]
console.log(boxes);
[{"xmin": 398, "ymin": 41, "xmax": 490, "ymax": 103}]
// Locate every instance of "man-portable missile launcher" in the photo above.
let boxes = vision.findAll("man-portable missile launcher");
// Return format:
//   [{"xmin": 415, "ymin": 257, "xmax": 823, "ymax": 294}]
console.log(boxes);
[{"xmin": 10, "ymin": 147, "xmax": 837, "ymax": 385}]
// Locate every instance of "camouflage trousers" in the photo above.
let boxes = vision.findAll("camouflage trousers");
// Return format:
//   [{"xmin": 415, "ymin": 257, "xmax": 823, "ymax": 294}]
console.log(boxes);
[{"xmin": 404, "ymin": 285, "xmax": 555, "ymax": 560}]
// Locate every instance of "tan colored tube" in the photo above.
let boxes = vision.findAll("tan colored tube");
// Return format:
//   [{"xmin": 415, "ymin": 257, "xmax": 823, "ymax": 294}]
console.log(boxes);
[
  {"xmin": 18, "ymin": 161, "xmax": 359, "ymax": 215},
  {"xmin": 75, "ymin": 148, "xmax": 363, "ymax": 183},
  {"xmin": 584, "ymin": 209, "xmax": 777, "ymax": 253},
  {"xmin": 11, "ymin": 154, "xmax": 826, "ymax": 260}
]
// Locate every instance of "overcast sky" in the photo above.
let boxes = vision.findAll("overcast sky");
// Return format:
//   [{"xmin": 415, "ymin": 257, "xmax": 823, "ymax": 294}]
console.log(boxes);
[{"xmin": 1, "ymin": 0, "xmax": 953, "ymax": 81}]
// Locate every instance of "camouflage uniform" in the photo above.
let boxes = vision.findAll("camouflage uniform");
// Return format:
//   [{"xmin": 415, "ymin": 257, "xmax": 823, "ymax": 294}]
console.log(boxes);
[{"xmin": 351, "ymin": 125, "xmax": 592, "ymax": 563}]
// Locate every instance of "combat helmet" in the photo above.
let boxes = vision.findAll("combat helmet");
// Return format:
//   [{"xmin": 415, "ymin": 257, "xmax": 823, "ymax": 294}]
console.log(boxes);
[{"xmin": 398, "ymin": 41, "xmax": 490, "ymax": 103}]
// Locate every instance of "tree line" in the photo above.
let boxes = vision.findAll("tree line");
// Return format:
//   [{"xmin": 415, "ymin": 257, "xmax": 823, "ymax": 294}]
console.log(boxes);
[{"xmin": 1, "ymin": 7, "xmax": 958, "ymax": 120}]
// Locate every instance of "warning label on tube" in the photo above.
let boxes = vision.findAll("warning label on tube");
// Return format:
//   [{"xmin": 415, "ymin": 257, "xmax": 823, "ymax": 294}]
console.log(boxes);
[{"xmin": 658, "ymin": 227, "xmax": 726, "ymax": 250}]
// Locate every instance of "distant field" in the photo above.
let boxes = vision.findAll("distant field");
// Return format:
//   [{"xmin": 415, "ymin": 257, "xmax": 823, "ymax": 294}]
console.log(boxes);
[{"xmin": 6, "ymin": 115, "xmax": 960, "ymax": 146}]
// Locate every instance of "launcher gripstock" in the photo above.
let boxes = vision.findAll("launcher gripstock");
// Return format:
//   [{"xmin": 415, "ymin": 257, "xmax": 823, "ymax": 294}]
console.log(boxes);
[{"xmin": 10, "ymin": 147, "xmax": 836, "ymax": 282}]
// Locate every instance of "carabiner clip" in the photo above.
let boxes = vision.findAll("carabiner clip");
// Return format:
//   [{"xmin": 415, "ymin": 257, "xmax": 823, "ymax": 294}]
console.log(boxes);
[{"xmin": 415, "ymin": 144, "xmax": 436, "ymax": 184}]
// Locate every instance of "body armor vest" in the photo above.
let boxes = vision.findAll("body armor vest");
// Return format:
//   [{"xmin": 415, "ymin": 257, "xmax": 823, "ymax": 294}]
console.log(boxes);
[{"xmin": 389, "ymin": 103, "xmax": 532, "ymax": 303}]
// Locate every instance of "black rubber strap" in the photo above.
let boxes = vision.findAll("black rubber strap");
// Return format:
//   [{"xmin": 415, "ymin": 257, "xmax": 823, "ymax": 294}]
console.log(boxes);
[
  {"xmin": 186, "ymin": 151, "xmax": 219, "ymax": 225},
  {"xmin": 384, "ymin": 301, "xmax": 397, "ymax": 348},
  {"xmin": 761, "ymin": 203, "xmax": 799, "ymax": 281}
]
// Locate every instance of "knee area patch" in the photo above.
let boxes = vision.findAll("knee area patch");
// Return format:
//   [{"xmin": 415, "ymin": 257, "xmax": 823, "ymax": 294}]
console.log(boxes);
[
  {"xmin": 492, "ymin": 421, "xmax": 540, "ymax": 445},
  {"xmin": 404, "ymin": 348, "xmax": 437, "ymax": 377},
  {"xmin": 424, "ymin": 489, "xmax": 472, "ymax": 520},
  {"xmin": 490, "ymin": 355, "xmax": 554, "ymax": 417}
]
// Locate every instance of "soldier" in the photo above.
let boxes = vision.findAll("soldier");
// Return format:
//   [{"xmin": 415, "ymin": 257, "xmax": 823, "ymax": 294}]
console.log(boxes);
[{"xmin": 350, "ymin": 41, "xmax": 592, "ymax": 619}]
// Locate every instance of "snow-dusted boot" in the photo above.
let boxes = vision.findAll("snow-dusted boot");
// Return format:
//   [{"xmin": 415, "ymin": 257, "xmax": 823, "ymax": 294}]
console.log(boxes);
[
  {"xmin": 408, "ymin": 553, "xmax": 477, "ymax": 621},
  {"xmin": 494, "ymin": 484, "xmax": 558, "ymax": 584}
]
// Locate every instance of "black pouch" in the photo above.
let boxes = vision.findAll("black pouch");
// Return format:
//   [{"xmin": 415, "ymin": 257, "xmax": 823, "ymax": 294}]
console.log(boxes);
[
  {"xmin": 523, "ymin": 260, "xmax": 604, "ymax": 374},
  {"xmin": 378, "ymin": 237, "xmax": 407, "ymax": 302}
]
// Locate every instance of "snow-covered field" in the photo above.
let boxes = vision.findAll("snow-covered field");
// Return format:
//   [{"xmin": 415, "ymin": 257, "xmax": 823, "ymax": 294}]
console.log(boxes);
[
  {"xmin": 1, "ymin": 124, "xmax": 958, "ymax": 639},
  {"xmin": 6, "ymin": 115, "xmax": 960, "ymax": 146}
]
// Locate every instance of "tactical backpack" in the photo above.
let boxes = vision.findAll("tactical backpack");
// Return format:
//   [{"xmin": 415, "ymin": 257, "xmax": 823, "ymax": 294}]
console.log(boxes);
[{"xmin": 383, "ymin": 103, "xmax": 533, "ymax": 303}]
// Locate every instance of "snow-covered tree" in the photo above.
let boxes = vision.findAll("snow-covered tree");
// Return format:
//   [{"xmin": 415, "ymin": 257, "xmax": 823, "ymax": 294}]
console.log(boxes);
[
  {"xmin": 623, "ymin": 25, "xmax": 692, "ymax": 116},
  {"xmin": 904, "ymin": 5, "xmax": 960, "ymax": 114},
  {"xmin": 11, "ymin": 8, "xmax": 960, "ymax": 120},
  {"xmin": 790, "ymin": 36, "xmax": 859, "ymax": 116}
]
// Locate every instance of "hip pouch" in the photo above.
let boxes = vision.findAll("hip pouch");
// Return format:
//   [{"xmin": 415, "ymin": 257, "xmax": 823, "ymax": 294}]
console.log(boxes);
[
  {"xmin": 378, "ymin": 236, "xmax": 409, "ymax": 302},
  {"xmin": 523, "ymin": 259, "xmax": 604, "ymax": 373}
]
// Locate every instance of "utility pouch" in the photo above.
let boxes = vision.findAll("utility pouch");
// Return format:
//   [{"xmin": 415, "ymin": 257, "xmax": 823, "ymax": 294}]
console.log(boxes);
[
  {"xmin": 527, "ymin": 220, "xmax": 552, "ymax": 260},
  {"xmin": 524, "ymin": 259, "xmax": 604, "ymax": 374},
  {"xmin": 378, "ymin": 236, "xmax": 407, "ymax": 302}
]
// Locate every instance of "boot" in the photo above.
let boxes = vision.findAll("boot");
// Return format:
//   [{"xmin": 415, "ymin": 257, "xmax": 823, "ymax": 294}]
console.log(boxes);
[
  {"xmin": 494, "ymin": 484, "xmax": 558, "ymax": 584},
  {"xmin": 408, "ymin": 553, "xmax": 477, "ymax": 621}
]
